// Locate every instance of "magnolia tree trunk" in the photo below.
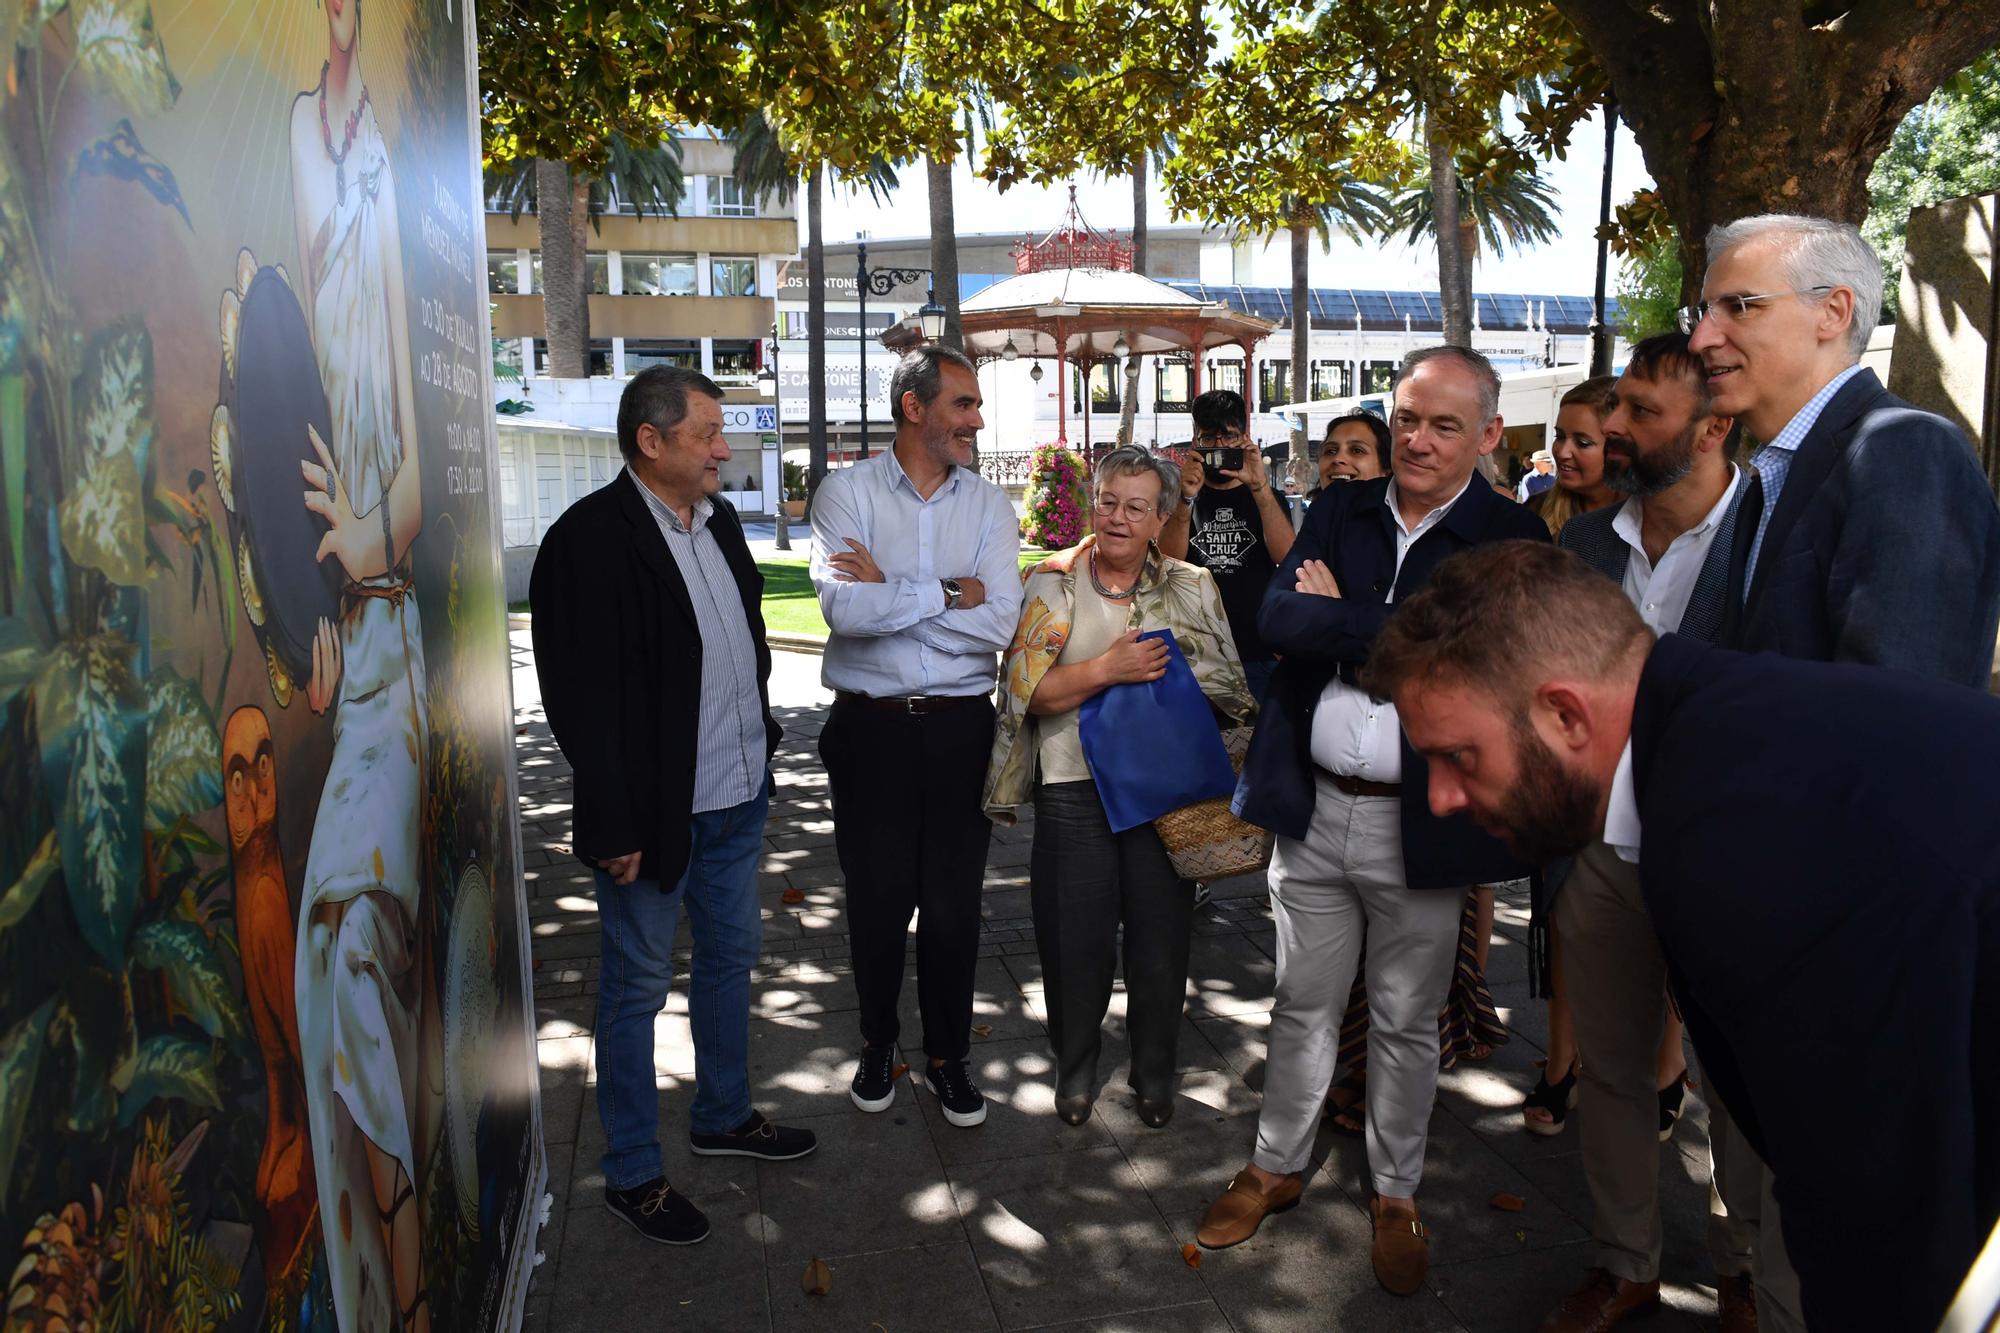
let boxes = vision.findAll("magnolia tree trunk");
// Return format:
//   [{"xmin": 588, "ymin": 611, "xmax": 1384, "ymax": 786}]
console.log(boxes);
[
  {"xmin": 1426, "ymin": 112, "xmax": 1471, "ymax": 348},
  {"xmin": 1117, "ymin": 155, "xmax": 1148, "ymax": 447},
  {"xmin": 927, "ymin": 154, "xmax": 964, "ymax": 350},
  {"xmin": 1551, "ymin": 0, "xmax": 2000, "ymax": 301},
  {"xmin": 535, "ymin": 158, "xmax": 589, "ymax": 377},
  {"xmin": 1289, "ymin": 210, "xmax": 1311, "ymax": 480},
  {"xmin": 806, "ymin": 164, "xmax": 829, "ymax": 510}
]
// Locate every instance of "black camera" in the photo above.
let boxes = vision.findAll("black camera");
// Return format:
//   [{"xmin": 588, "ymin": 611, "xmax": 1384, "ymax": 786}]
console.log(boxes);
[{"xmin": 1198, "ymin": 446, "xmax": 1245, "ymax": 473}]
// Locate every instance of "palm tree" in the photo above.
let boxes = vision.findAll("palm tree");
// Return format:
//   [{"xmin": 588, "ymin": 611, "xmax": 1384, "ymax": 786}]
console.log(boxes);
[
  {"xmin": 1391, "ymin": 139, "xmax": 1561, "ymax": 340},
  {"xmin": 1283, "ymin": 180, "xmax": 1390, "ymax": 474},
  {"xmin": 484, "ymin": 135, "xmax": 686, "ymax": 378},
  {"xmin": 731, "ymin": 109, "xmax": 898, "ymax": 511}
]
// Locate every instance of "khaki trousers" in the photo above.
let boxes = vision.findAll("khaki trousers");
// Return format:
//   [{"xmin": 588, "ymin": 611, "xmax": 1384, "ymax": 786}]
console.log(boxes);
[
  {"xmin": 1555, "ymin": 841, "xmax": 1805, "ymax": 1327},
  {"xmin": 1252, "ymin": 777, "xmax": 1464, "ymax": 1198}
]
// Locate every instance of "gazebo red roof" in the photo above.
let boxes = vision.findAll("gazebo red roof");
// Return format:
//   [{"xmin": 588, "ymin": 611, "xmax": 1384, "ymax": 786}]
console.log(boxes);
[{"xmin": 1011, "ymin": 186, "xmax": 1133, "ymax": 274}]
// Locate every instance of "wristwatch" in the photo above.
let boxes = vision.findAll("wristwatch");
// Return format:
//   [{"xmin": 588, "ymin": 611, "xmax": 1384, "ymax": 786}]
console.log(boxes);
[{"xmin": 941, "ymin": 578, "xmax": 963, "ymax": 609}]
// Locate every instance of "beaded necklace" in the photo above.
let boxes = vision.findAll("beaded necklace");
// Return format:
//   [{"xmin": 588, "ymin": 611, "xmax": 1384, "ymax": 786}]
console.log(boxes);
[{"xmin": 318, "ymin": 61, "xmax": 371, "ymax": 204}]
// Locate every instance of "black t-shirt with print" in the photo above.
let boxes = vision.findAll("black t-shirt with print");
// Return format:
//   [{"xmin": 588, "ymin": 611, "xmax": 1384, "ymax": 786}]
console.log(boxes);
[{"xmin": 1186, "ymin": 483, "xmax": 1291, "ymax": 664}]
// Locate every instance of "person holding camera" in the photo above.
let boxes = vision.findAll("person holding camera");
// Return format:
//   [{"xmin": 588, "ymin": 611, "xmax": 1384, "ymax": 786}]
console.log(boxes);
[{"xmin": 1161, "ymin": 389, "xmax": 1296, "ymax": 700}]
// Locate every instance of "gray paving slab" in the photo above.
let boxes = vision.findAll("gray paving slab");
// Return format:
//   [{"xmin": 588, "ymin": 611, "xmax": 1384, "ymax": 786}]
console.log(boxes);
[{"xmin": 514, "ymin": 636, "xmax": 1724, "ymax": 1332}]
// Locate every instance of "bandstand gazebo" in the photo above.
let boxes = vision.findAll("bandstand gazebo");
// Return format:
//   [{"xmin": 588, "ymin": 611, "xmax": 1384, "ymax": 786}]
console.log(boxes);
[{"xmin": 882, "ymin": 192, "xmax": 1277, "ymax": 463}]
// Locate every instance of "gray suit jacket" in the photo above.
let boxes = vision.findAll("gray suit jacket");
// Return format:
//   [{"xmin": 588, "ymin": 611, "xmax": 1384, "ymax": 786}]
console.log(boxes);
[{"xmin": 1557, "ymin": 470, "xmax": 1750, "ymax": 644}]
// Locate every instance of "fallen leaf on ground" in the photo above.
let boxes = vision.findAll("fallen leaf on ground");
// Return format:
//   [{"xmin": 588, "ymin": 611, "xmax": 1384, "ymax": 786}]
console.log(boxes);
[
  {"xmin": 971, "ymin": 1024, "xmax": 993, "ymax": 1038},
  {"xmin": 1181, "ymin": 1243, "xmax": 1201, "ymax": 1268},
  {"xmin": 1488, "ymin": 1192, "xmax": 1525, "ymax": 1212},
  {"xmin": 782, "ymin": 887, "xmax": 805, "ymax": 905},
  {"xmin": 892, "ymin": 1063, "xmax": 909, "ymax": 1081},
  {"xmin": 801, "ymin": 1257, "xmax": 832, "ymax": 1296}
]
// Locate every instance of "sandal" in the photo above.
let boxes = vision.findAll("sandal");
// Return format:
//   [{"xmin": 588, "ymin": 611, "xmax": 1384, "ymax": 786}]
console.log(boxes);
[
  {"xmin": 1658, "ymin": 1070, "xmax": 1691, "ymax": 1143},
  {"xmin": 1523, "ymin": 1059, "xmax": 1579, "ymax": 1137},
  {"xmin": 1324, "ymin": 1072, "xmax": 1366, "ymax": 1138}
]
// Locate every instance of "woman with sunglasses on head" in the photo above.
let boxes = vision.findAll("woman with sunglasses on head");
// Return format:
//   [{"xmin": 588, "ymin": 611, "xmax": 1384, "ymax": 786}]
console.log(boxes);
[
  {"xmin": 985, "ymin": 446, "xmax": 1257, "ymax": 1130},
  {"xmin": 1531, "ymin": 376, "xmax": 1622, "ymax": 537}
]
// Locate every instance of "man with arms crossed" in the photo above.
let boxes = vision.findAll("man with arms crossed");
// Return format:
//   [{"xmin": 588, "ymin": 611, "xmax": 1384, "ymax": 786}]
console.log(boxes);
[{"xmin": 811, "ymin": 345, "xmax": 1022, "ymax": 1130}]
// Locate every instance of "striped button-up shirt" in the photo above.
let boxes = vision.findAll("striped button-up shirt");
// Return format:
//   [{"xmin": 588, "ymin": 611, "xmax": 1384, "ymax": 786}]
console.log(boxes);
[{"xmin": 634, "ymin": 471, "xmax": 766, "ymax": 813}]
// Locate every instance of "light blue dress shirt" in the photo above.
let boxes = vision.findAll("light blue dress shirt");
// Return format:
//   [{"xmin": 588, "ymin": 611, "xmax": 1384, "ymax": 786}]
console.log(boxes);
[
  {"xmin": 1742, "ymin": 363, "xmax": 1866, "ymax": 595},
  {"xmin": 634, "ymin": 472, "xmax": 766, "ymax": 813},
  {"xmin": 810, "ymin": 448, "xmax": 1023, "ymax": 698}
]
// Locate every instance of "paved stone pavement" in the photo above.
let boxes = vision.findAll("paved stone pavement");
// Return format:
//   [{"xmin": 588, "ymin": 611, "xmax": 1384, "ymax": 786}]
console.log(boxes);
[{"xmin": 510, "ymin": 630, "xmax": 1728, "ymax": 1332}]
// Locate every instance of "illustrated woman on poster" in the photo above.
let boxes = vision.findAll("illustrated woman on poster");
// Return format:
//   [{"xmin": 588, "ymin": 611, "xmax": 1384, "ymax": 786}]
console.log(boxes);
[{"xmin": 287, "ymin": 0, "xmax": 433, "ymax": 1325}]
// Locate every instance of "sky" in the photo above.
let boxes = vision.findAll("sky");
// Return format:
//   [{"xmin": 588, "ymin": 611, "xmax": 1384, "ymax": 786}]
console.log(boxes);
[{"xmin": 817, "ymin": 108, "xmax": 1656, "ymax": 298}]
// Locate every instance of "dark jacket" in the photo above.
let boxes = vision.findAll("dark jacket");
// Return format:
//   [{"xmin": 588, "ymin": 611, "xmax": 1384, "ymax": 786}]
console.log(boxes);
[
  {"xmin": 1719, "ymin": 368, "xmax": 2000, "ymax": 683},
  {"xmin": 1630, "ymin": 634, "xmax": 2000, "ymax": 1333},
  {"xmin": 529, "ymin": 470, "xmax": 780, "ymax": 888},
  {"xmin": 1232, "ymin": 474, "xmax": 1550, "ymax": 888},
  {"xmin": 1557, "ymin": 470, "xmax": 1750, "ymax": 644}
]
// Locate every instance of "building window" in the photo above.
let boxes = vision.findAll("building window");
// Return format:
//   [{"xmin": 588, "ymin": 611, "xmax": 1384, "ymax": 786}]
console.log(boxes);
[
  {"xmin": 620, "ymin": 253, "xmax": 697, "ymax": 297},
  {"xmin": 711, "ymin": 338, "xmax": 759, "ymax": 384},
  {"xmin": 710, "ymin": 256, "xmax": 758, "ymax": 298},
  {"xmin": 1311, "ymin": 360, "xmax": 1353, "ymax": 400},
  {"xmin": 623, "ymin": 339, "xmax": 701, "ymax": 373},
  {"xmin": 488, "ymin": 253, "xmax": 521, "ymax": 295},
  {"xmin": 1155, "ymin": 360, "xmax": 1192, "ymax": 413},
  {"xmin": 1258, "ymin": 360, "xmax": 1290, "ymax": 412},
  {"xmin": 529, "ymin": 253, "xmax": 609, "ymax": 295},
  {"xmin": 1205, "ymin": 359, "xmax": 1245, "ymax": 396},
  {"xmin": 1072, "ymin": 363, "xmax": 1121, "ymax": 413},
  {"xmin": 494, "ymin": 337, "xmax": 525, "ymax": 381},
  {"xmin": 1363, "ymin": 360, "xmax": 1399, "ymax": 393},
  {"xmin": 532, "ymin": 338, "xmax": 613, "ymax": 377},
  {"xmin": 708, "ymin": 176, "xmax": 757, "ymax": 217}
]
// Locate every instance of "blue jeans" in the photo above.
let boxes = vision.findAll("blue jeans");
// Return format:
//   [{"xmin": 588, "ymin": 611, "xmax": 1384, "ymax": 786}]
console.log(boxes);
[{"xmin": 593, "ymin": 784, "xmax": 767, "ymax": 1189}]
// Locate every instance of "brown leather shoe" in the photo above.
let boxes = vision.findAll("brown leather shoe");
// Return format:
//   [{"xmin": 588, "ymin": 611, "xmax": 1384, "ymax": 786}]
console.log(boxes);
[
  {"xmin": 1370, "ymin": 1197, "xmax": 1430, "ymax": 1295},
  {"xmin": 1535, "ymin": 1267, "xmax": 1662, "ymax": 1332},
  {"xmin": 1195, "ymin": 1168, "xmax": 1301, "ymax": 1249},
  {"xmin": 1717, "ymin": 1274, "xmax": 1758, "ymax": 1332}
]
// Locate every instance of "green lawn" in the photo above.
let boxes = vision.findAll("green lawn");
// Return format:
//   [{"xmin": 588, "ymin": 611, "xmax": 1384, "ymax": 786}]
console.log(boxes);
[{"xmin": 758, "ymin": 550, "xmax": 1052, "ymax": 640}]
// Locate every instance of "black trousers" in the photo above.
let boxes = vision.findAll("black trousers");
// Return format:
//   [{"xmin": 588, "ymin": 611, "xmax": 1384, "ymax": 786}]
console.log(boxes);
[
  {"xmin": 819, "ymin": 695, "xmax": 994, "ymax": 1062},
  {"xmin": 1029, "ymin": 779, "xmax": 1193, "ymax": 1101}
]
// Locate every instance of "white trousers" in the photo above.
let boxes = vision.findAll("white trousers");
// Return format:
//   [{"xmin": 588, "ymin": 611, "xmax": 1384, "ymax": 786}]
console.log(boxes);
[{"xmin": 1252, "ymin": 777, "xmax": 1464, "ymax": 1197}]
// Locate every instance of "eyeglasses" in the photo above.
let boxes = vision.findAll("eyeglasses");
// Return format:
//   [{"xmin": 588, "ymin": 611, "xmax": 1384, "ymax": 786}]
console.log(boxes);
[
  {"xmin": 1092, "ymin": 497, "xmax": 1158, "ymax": 520},
  {"xmin": 1192, "ymin": 429, "xmax": 1246, "ymax": 446},
  {"xmin": 1676, "ymin": 286, "xmax": 1834, "ymax": 333}
]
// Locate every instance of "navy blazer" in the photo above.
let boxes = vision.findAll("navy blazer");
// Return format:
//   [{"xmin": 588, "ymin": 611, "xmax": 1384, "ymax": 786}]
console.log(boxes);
[
  {"xmin": 1233, "ymin": 475, "xmax": 1551, "ymax": 889},
  {"xmin": 1719, "ymin": 368, "xmax": 2000, "ymax": 684},
  {"xmin": 1631, "ymin": 635, "xmax": 2000, "ymax": 1333},
  {"xmin": 531, "ymin": 471, "xmax": 781, "ymax": 889},
  {"xmin": 1557, "ymin": 470, "xmax": 1749, "ymax": 645}
]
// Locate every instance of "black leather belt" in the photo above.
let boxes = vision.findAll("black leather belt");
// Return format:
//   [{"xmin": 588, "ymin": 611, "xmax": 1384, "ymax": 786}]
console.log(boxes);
[
  {"xmin": 835, "ymin": 691, "xmax": 985, "ymax": 716},
  {"xmin": 1315, "ymin": 765, "xmax": 1402, "ymax": 799}
]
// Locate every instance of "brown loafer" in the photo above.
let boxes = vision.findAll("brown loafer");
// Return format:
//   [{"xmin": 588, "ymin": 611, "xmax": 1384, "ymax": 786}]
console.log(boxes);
[
  {"xmin": 1370, "ymin": 1197, "xmax": 1430, "ymax": 1296},
  {"xmin": 1196, "ymin": 1168, "xmax": 1301, "ymax": 1249},
  {"xmin": 1717, "ymin": 1274, "xmax": 1758, "ymax": 1332},
  {"xmin": 1536, "ymin": 1267, "xmax": 1662, "ymax": 1332}
]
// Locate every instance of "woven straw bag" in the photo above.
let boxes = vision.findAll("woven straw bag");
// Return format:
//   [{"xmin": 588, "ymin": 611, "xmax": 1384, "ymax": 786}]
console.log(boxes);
[{"xmin": 1152, "ymin": 726, "xmax": 1273, "ymax": 881}]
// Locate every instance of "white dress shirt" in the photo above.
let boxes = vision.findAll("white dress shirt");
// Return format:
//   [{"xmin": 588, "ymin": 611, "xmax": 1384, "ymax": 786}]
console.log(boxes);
[
  {"xmin": 1613, "ymin": 466, "xmax": 1742, "ymax": 635},
  {"xmin": 1604, "ymin": 740, "xmax": 1642, "ymax": 864},
  {"xmin": 810, "ymin": 448, "xmax": 1023, "ymax": 697},
  {"xmin": 1309, "ymin": 474, "xmax": 1474, "ymax": 780}
]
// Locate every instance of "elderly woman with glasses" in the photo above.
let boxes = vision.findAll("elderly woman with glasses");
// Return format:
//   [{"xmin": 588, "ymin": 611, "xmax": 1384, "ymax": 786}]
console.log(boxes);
[{"xmin": 984, "ymin": 446, "xmax": 1257, "ymax": 1128}]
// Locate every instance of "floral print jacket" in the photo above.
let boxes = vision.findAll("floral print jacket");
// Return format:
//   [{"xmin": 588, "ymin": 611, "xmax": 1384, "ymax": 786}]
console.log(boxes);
[{"xmin": 983, "ymin": 536, "xmax": 1257, "ymax": 824}]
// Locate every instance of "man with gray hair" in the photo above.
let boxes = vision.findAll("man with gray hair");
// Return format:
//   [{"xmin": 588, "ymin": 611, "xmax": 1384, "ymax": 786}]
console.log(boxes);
[
  {"xmin": 1198, "ymin": 346, "xmax": 1550, "ymax": 1295},
  {"xmin": 811, "ymin": 344, "xmax": 1022, "ymax": 1130},
  {"xmin": 1683, "ymin": 213, "xmax": 2000, "ymax": 1330}
]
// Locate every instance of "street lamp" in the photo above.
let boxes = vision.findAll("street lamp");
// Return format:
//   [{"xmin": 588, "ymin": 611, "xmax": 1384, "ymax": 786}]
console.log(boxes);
[
  {"xmin": 757, "ymin": 323, "xmax": 790, "ymax": 551},
  {"xmin": 1001, "ymin": 337, "xmax": 1020, "ymax": 362},
  {"xmin": 918, "ymin": 290, "xmax": 948, "ymax": 341},
  {"xmin": 1029, "ymin": 362, "xmax": 1044, "ymax": 383},
  {"xmin": 855, "ymin": 238, "xmax": 935, "ymax": 460}
]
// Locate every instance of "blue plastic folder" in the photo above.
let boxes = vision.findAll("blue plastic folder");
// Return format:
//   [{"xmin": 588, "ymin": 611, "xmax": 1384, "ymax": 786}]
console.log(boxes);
[{"xmin": 1078, "ymin": 629, "xmax": 1237, "ymax": 833}]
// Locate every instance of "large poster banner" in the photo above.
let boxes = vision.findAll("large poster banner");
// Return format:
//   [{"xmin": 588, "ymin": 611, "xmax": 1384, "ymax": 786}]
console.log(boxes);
[{"xmin": 0, "ymin": 1, "xmax": 544, "ymax": 1330}]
